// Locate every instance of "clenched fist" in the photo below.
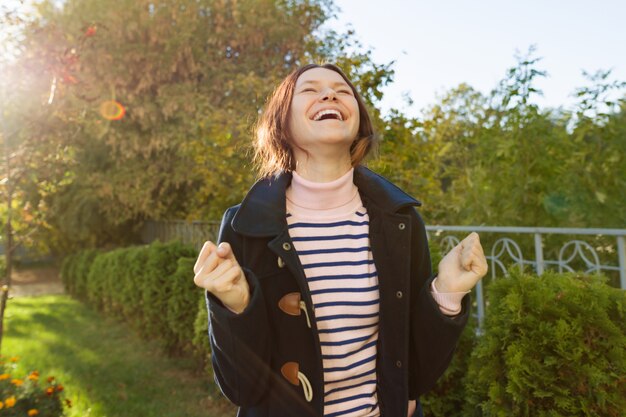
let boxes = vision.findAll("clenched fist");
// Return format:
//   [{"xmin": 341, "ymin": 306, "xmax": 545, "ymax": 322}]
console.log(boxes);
[
  {"xmin": 193, "ymin": 241, "xmax": 250, "ymax": 314},
  {"xmin": 436, "ymin": 232, "xmax": 488, "ymax": 293}
]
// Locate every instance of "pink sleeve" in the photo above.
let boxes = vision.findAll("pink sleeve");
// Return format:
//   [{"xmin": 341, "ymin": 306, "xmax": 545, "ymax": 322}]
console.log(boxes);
[{"xmin": 430, "ymin": 276, "xmax": 470, "ymax": 316}]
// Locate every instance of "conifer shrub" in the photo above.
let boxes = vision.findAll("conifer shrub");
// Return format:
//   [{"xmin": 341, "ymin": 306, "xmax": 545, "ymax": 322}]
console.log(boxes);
[
  {"xmin": 60, "ymin": 249, "xmax": 99, "ymax": 300},
  {"xmin": 59, "ymin": 253, "xmax": 76, "ymax": 294},
  {"xmin": 115, "ymin": 245, "xmax": 151, "ymax": 326},
  {"xmin": 139, "ymin": 240, "xmax": 197, "ymax": 348},
  {"xmin": 463, "ymin": 269, "xmax": 626, "ymax": 416},
  {"xmin": 166, "ymin": 257, "xmax": 204, "ymax": 354},
  {"xmin": 85, "ymin": 253, "xmax": 111, "ymax": 311},
  {"xmin": 97, "ymin": 247, "xmax": 126, "ymax": 316},
  {"xmin": 193, "ymin": 296, "xmax": 212, "ymax": 373}
]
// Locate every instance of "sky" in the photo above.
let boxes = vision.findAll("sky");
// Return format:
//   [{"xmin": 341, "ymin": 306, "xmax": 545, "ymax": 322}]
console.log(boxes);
[{"xmin": 324, "ymin": 0, "xmax": 626, "ymax": 118}]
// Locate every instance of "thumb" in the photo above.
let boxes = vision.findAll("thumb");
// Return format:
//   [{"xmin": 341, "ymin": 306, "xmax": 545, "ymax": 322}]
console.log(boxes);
[{"xmin": 216, "ymin": 242, "xmax": 238, "ymax": 263}]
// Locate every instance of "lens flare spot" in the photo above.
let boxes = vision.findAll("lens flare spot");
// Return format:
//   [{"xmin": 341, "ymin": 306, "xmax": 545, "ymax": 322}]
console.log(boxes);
[{"xmin": 99, "ymin": 100, "xmax": 125, "ymax": 120}]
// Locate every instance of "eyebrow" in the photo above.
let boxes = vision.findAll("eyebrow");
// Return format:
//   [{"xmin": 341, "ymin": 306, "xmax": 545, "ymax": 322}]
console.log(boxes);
[{"xmin": 298, "ymin": 80, "xmax": 351, "ymax": 89}]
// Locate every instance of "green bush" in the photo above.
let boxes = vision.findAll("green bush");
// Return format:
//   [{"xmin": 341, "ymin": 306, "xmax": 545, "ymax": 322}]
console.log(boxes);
[
  {"xmin": 139, "ymin": 240, "xmax": 197, "ymax": 349},
  {"xmin": 63, "ymin": 241, "xmax": 202, "ymax": 355},
  {"xmin": 115, "ymin": 245, "xmax": 151, "ymax": 326},
  {"xmin": 463, "ymin": 269, "xmax": 626, "ymax": 416},
  {"xmin": 59, "ymin": 253, "xmax": 76, "ymax": 294},
  {"xmin": 85, "ymin": 251, "xmax": 113, "ymax": 311},
  {"xmin": 166, "ymin": 257, "xmax": 205, "ymax": 355},
  {"xmin": 193, "ymin": 296, "xmax": 212, "ymax": 373},
  {"xmin": 60, "ymin": 249, "xmax": 100, "ymax": 300}
]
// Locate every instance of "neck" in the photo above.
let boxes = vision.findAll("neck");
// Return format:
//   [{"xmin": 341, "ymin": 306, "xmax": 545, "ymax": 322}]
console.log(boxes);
[
  {"xmin": 287, "ymin": 167, "xmax": 358, "ymax": 212},
  {"xmin": 293, "ymin": 149, "xmax": 352, "ymax": 182}
]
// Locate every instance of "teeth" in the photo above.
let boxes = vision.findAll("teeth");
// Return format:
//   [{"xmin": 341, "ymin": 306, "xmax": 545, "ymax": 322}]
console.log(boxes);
[{"xmin": 313, "ymin": 109, "xmax": 343, "ymax": 121}]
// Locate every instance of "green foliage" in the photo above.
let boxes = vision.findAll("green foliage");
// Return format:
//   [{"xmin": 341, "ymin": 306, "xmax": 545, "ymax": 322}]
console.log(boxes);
[
  {"xmin": 192, "ymin": 296, "xmax": 212, "ymax": 374},
  {"xmin": 2, "ymin": 0, "xmax": 398, "ymax": 254},
  {"xmin": 115, "ymin": 245, "xmax": 151, "ymax": 325},
  {"xmin": 60, "ymin": 248, "xmax": 100, "ymax": 300},
  {"xmin": 416, "ymin": 47, "xmax": 625, "ymax": 230},
  {"xmin": 140, "ymin": 240, "xmax": 197, "ymax": 350},
  {"xmin": 166, "ymin": 257, "xmax": 204, "ymax": 354},
  {"xmin": 85, "ymin": 252, "xmax": 109, "ymax": 311},
  {"xmin": 63, "ymin": 240, "xmax": 201, "ymax": 355},
  {"xmin": 463, "ymin": 270, "xmax": 626, "ymax": 416},
  {"xmin": 0, "ymin": 358, "xmax": 65, "ymax": 417}
]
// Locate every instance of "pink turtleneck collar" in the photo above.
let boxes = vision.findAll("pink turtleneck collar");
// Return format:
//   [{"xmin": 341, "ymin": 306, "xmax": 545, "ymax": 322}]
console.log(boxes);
[{"xmin": 286, "ymin": 168, "xmax": 361, "ymax": 218}]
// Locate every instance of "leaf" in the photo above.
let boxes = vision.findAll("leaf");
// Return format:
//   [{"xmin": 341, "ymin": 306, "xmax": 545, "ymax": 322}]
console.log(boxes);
[{"xmin": 594, "ymin": 191, "xmax": 607, "ymax": 204}]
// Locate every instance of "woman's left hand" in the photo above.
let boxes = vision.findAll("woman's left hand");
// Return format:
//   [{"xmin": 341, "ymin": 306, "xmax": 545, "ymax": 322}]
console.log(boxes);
[{"xmin": 435, "ymin": 232, "xmax": 488, "ymax": 293}]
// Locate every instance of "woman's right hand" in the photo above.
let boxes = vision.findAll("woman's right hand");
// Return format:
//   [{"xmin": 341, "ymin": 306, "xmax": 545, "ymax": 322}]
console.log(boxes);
[{"xmin": 193, "ymin": 241, "xmax": 250, "ymax": 314}]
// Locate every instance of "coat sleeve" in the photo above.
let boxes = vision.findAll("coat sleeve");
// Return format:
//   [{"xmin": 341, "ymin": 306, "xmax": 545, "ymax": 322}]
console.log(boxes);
[
  {"xmin": 205, "ymin": 205, "xmax": 272, "ymax": 406},
  {"xmin": 407, "ymin": 207, "xmax": 471, "ymax": 398}
]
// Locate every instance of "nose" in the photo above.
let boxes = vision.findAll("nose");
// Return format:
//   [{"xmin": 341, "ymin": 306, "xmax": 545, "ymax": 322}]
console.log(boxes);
[{"xmin": 320, "ymin": 88, "xmax": 337, "ymax": 102}]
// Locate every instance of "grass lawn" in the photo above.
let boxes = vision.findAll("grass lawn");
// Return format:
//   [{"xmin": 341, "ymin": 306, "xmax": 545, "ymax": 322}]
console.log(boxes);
[{"xmin": 3, "ymin": 295, "xmax": 236, "ymax": 417}]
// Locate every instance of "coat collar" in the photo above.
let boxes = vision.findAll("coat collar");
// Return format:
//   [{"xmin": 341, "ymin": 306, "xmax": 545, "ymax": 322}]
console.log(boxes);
[{"xmin": 232, "ymin": 165, "xmax": 421, "ymax": 237}]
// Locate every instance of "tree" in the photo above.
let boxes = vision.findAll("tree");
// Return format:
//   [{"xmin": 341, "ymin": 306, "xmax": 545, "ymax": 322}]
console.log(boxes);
[{"xmin": 7, "ymin": 0, "xmax": 397, "ymax": 252}]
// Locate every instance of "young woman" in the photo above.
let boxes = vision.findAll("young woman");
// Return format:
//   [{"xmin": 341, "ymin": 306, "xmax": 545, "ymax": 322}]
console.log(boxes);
[{"xmin": 193, "ymin": 63, "xmax": 488, "ymax": 417}]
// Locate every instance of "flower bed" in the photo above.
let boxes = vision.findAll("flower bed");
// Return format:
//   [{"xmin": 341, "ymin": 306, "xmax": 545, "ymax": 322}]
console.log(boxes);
[{"xmin": 0, "ymin": 356, "xmax": 67, "ymax": 417}]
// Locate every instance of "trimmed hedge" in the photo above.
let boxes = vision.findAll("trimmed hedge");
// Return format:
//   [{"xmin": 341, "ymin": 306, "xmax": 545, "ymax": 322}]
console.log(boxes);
[
  {"xmin": 166, "ymin": 257, "xmax": 205, "ymax": 354},
  {"xmin": 61, "ymin": 240, "xmax": 204, "ymax": 356},
  {"xmin": 63, "ymin": 243, "xmax": 625, "ymax": 415},
  {"xmin": 60, "ymin": 248, "xmax": 100, "ymax": 300},
  {"xmin": 464, "ymin": 270, "xmax": 626, "ymax": 416},
  {"xmin": 422, "ymin": 269, "xmax": 626, "ymax": 416}
]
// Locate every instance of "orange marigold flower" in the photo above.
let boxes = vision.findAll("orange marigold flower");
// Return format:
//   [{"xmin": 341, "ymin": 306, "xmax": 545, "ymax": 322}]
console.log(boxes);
[
  {"xmin": 47, "ymin": 376, "xmax": 55, "ymax": 383},
  {"xmin": 0, "ymin": 373, "xmax": 10, "ymax": 380},
  {"xmin": 28, "ymin": 409, "xmax": 40, "ymax": 416},
  {"xmin": 28, "ymin": 372, "xmax": 39, "ymax": 381},
  {"xmin": 5, "ymin": 396, "xmax": 16, "ymax": 407},
  {"xmin": 11, "ymin": 378, "xmax": 23, "ymax": 386},
  {"xmin": 56, "ymin": 384, "xmax": 64, "ymax": 392},
  {"xmin": 9, "ymin": 357, "xmax": 18, "ymax": 363},
  {"xmin": 46, "ymin": 387, "xmax": 54, "ymax": 396},
  {"xmin": 0, "ymin": 401, "xmax": 3, "ymax": 409}
]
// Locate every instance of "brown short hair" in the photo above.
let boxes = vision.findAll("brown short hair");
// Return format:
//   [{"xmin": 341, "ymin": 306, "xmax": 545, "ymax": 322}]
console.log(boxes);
[{"xmin": 253, "ymin": 63, "xmax": 376, "ymax": 178}]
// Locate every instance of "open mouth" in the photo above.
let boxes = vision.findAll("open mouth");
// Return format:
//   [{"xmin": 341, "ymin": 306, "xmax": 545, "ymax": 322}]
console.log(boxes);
[{"xmin": 312, "ymin": 109, "xmax": 344, "ymax": 121}]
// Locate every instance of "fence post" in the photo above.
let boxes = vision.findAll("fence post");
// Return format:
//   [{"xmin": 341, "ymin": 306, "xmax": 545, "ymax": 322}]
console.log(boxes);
[
  {"xmin": 534, "ymin": 233, "xmax": 544, "ymax": 275},
  {"xmin": 618, "ymin": 236, "xmax": 626, "ymax": 290},
  {"xmin": 476, "ymin": 279, "xmax": 485, "ymax": 331}
]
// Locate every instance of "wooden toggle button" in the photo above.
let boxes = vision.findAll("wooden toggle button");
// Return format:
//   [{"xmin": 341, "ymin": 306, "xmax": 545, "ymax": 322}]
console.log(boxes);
[{"xmin": 281, "ymin": 362, "xmax": 300, "ymax": 386}]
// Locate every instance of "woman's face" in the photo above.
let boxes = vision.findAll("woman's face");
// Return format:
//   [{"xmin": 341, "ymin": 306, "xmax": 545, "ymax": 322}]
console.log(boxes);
[{"xmin": 287, "ymin": 68, "xmax": 360, "ymax": 154}]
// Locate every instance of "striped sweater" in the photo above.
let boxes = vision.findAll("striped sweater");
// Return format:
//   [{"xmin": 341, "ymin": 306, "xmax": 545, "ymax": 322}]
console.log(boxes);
[{"xmin": 286, "ymin": 168, "xmax": 467, "ymax": 417}]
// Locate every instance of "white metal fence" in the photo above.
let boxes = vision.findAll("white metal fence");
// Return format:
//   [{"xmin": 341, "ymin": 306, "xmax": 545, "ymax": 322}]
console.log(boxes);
[{"xmin": 428, "ymin": 225, "xmax": 626, "ymax": 329}]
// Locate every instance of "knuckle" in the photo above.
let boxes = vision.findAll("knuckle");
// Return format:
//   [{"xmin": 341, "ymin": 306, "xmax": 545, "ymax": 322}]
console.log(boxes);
[
  {"xmin": 193, "ymin": 274, "xmax": 202, "ymax": 287},
  {"xmin": 202, "ymin": 280, "xmax": 217, "ymax": 293},
  {"xmin": 215, "ymin": 281, "xmax": 232, "ymax": 293}
]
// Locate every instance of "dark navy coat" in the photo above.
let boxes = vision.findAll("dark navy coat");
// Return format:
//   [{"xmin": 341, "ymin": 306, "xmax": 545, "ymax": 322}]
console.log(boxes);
[{"xmin": 205, "ymin": 165, "xmax": 470, "ymax": 416}]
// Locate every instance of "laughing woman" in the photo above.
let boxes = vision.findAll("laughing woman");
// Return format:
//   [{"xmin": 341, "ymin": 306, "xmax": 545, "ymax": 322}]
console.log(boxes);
[{"xmin": 193, "ymin": 63, "xmax": 488, "ymax": 417}]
